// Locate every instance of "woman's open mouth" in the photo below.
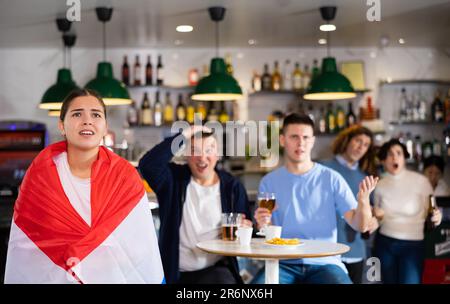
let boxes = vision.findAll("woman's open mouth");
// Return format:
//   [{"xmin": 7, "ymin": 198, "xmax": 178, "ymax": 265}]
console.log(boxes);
[{"xmin": 79, "ymin": 130, "xmax": 95, "ymax": 137}]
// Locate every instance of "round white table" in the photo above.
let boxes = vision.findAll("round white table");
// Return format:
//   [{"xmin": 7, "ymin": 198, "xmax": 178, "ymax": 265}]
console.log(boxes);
[{"xmin": 197, "ymin": 238, "xmax": 350, "ymax": 284}]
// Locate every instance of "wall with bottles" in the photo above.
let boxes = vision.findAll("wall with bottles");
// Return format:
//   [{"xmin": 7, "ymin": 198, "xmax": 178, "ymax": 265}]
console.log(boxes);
[{"xmin": 1, "ymin": 46, "xmax": 450, "ymax": 159}]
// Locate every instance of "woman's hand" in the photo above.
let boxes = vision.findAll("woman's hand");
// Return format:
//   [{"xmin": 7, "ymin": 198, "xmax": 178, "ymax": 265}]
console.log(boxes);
[
  {"xmin": 432, "ymin": 208, "xmax": 443, "ymax": 227},
  {"xmin": 373, "ymin": 206, "xmax": 385, "ymax": 221}
]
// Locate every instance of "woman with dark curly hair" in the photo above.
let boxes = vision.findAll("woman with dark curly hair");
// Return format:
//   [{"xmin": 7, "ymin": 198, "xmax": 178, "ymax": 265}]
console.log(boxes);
[{"xmin": 322, "ymin": 125, "xmax": 378, "ymax": 283}]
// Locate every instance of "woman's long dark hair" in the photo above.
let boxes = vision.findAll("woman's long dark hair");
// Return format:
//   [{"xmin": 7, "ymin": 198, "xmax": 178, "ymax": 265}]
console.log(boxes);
[
  {"xmin": 59, "ymin": 89, "xmax": 106, "ymax": 121},
  {"xmin": 331, "ymin": 125, "xmax": 377, "ymax": 175}
]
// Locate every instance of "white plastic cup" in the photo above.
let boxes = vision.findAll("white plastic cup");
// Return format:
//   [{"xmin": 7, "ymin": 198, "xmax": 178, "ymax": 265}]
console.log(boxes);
[
  {"xmin": 265, "ymin": 225, "xmax": 282, "ymax": 241},
  {"xmin": 236, "ymin": 227, "xmax": 253, "ymax": 246}
]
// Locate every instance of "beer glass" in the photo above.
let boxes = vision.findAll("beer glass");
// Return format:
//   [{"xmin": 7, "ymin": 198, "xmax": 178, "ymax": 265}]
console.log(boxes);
[
  {"xmin": 257, "ymin": 192, "xmax": 276, "ymax": 235},
  {"xmin": 221, "ymin": 213, "xmax": 243, "ymax": 241}
]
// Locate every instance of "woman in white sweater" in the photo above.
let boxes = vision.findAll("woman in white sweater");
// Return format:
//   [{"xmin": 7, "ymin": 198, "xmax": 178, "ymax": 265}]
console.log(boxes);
[{"xmin": 373, "ymin": 139, "xmax": 442, "ymax": 284}]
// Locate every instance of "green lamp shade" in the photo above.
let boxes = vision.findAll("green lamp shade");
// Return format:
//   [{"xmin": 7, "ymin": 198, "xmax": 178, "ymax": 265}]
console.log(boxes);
[
  {"xmin": 40, "ymin": 68, "xmax": 80, "ymax": 110},
  {"xmin": 85, "ymin": 62, "xmax": 131, "ymax": 105},
  {"xmin": 191, "ymin": 58, "xmax": 243, "ymax": 101},
  {"xmin": 303, "ymin": 57, "xmax": 356, "ymax": 100}
]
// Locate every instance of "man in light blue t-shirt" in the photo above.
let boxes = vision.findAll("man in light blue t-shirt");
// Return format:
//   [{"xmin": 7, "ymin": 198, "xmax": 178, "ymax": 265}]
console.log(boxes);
[{"xmin": 252, "ymin": 113, "xmax": 378, "ymax": 284}]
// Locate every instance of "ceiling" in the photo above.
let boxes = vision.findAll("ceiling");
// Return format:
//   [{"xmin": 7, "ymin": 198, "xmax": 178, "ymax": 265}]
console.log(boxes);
[{"xmin": 0, "ymin": 0, "xmax": 449, "ymax": 49}]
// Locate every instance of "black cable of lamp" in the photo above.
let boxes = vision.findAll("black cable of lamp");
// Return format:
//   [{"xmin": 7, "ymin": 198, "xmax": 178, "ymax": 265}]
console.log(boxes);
[
  {"xmin": 208, "ymin": 6, "xmax": 226, "ymax": 58},
  {"xmin": 95, "ymin": 7, "xmax": 113, "ymax": 62},
  {"xmin": 326, "ymin": 31, "xmax": 330, "ymax": 57},
  {"xmin": 63, "ymin": 34, "xmax": 76, "ymax": 69}
]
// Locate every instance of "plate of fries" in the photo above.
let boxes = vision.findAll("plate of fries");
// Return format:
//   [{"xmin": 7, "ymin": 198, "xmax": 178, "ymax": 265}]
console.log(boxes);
[{"xmin": 263, "ymin": 237, "xmax": 303, "ymax": 249}]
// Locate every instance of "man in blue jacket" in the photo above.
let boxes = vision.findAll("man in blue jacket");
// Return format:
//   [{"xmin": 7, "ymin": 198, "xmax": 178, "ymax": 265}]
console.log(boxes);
[{"xmin": 139, "ymin": 126, "xmax": 252, "ymax": 284}]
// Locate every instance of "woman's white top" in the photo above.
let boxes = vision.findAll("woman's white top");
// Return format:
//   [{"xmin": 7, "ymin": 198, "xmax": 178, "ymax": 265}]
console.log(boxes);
[{"xmin": 375, "ymin": 169, "xmax": 433, "ymax": 241}]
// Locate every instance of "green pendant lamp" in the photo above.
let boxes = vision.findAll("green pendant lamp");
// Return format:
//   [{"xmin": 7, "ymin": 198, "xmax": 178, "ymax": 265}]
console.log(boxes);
[
  {"xmin": 304, "ymin": 57, "xmax": 356, "ymax": 100},
  {"xmin": 303, "ymin": 7, "xmax": 356, "ymax": 101},
  {"xmin": 40, "ymin": 19, "xmax": 80, "ymax": 110},
  {"xmin": 40, "ymin": 68, "xmax": 79, "ymax": 110},
  {"xmin": 191, "ymin": 7, "xmax": 243, "ymax": 101},
  {"xmin": 85, "ymin": 7, "xmax": 131, "ymax": 105}
]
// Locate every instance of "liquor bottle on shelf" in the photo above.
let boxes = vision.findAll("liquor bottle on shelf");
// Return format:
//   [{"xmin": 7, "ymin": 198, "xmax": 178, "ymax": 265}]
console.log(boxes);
[
  {"xmin": 445, "ymin": 128, "xmax": 450, "ymax": 161},
  {"xmin": 367, "ymin": 96, "xmax": 374, "ymax": 119},
  {"xmin": 406, "ymin": 93, "xmax": 414, "ymax": 122},
  {"xmin": 311, "ymin": 59, "xmax": 320, "ymax": 82},
  {"xmin": 176, "ymin": 94, "xmax": 186, "ymax": 121},
  {"xmin": 413, "ymin": 135, "xmax": 423, "ymax": 167},
  {"xmin": 405, "ymin": 132, "xmax": 414, "ymax": 163},
  {"xmin": 127, "ymin": 99, "xmax": 139, "ymax": 126},
  {"xmin": 188, "ymin": 68, "xmax": 199, "ymax": 86},
  {"xmin": 186, "ymin": 97, "xmax": 195, "ymax": 124},
  {"xmin": 444, "ymin": 88, "xmax": 450, "ymax": 124},
  {"xmin": 196, "ymin": 101, "xmax": 207, "ymax": 122},
  {"xmin": 431, "ymin": 91, "xmax": 444, "ymax": 123},
  {"xmin": 292, "ymin": 62, "xmax": 302, "ymax": 91},
  {"xmin": 425, "ymin": 195, "xmax": 438, "ymax": 231},
  {"xmin": 156, "ymin": 55, "xmax": 164, "ymax": 86},
  {"xmin": 145, "ymin": 55, "xmax": 153, "ymax": 85},
  {"xmin": 163, "ymin": 92, "xmax": 174, "ymax": 125},
  {"xmin": 140, "ymin": 92, "xmax": 152, "ymax": 126},
  {"xmin": 251, "ymin": 70, "xmax": 262, "ymax": 92},
  {"xmin": 346, "ymin": 102, "xmax": 357, "ymax": 127},
  {"xmin": 153, "ymin": 91, "xmax": 163, "ymax": 126},
  {"xmin": 307, "ymin": 102, "xmax": 315, "ymax": 124},
  {"xmin": 302, "ymin": 64, "xmax": 311, "ymax": 91},
  {"xmin": 326, "ymin": 103, "xmax": 336, "ymax": 134},
  {"xmin": 225, "ymin": 53, "xmax": 233, "ymax": 75},
  {"xmin": 271, "ymin": 61, "xmax": 282, "ymax": 91},
  {"xmin": 261, "ymin": 63, "xmax": 272, "ymax": 91},
  {"xmin": 336, "ymin": 105, "xmax": 346, "ymax": 131},
  {"xmin": 412, "ymin": 94, "xmax": 420, "ymax": 122},
  {"xmin": 219, "ymin": 101, "xmax": 230, "ymax": 123},
  {"xmin": 207, "ymin": 103, "xmax": 219, "ymax": 122},
  {"xmin": 318, "ymin": 107, "xmax": 326, "ymax": 134},
  {"xmin": 432, "ymin": 138, "xmax": 442, "ymax": 157},
  {"xmin": 399, "ymin": 88, "xmax": 408, "ymax": 122},
  {"xmin": 122, "ymin": 55, "xmax": 130, "ymax": 85},
  {"xmin": 422, "ymin": 140, "xmax": 433, "ymax": 160},
  {"xmin": 418, "ymin": 93, "xmax": 427, "ymax": 121},
  {"xmin": 133, "ymin": 55, "xmax": 141, "ymax": 86},
  {"xmin": 283, "ymin": 59, "xmax": 292, "ymax": 91}
]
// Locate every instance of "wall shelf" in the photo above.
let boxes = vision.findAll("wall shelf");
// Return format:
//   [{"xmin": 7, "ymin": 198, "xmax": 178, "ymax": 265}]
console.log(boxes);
[
  {"xmin": 389, "ymin": 121, "xmax": 446, "ymax": 126},
  {"xmin": 380, "ymin": 80, "xmax": 450, "ymax": 86},
  {"xmin": 249, "ymin": 88, "xmax": 371, "ymax": 97}
]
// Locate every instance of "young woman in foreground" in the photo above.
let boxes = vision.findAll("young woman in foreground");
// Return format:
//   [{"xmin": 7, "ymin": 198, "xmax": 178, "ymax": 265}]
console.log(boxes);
[{"xmin": 5, "ymin": 89, "xmax": 164, "ymax": 284}]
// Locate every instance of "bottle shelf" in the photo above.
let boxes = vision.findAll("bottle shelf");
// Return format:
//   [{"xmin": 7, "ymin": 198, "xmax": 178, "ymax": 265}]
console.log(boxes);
[
  {"xmin": 380, "ymin": 79, "xmax": 450, "ymax": 86},
  {"xmin": 248, "ymin": 88, "xmax": 370, "ymax": 97},
  {"xmin": 126, "ymin": 84, "xmax": 195, "ymax": 90},
  {"xmin": 389, "ymin": 121, "xmax": 446, "ymax": 126}
]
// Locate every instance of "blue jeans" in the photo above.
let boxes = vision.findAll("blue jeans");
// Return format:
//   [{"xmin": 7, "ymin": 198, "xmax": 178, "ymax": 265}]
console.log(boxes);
[
  {"xmin": 251, "ymin": 263, "xmax": 352, "ymax": 284},
  {"xmin": 374, "ymin": 233, "xmax": 424, "ymax": 284}
]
